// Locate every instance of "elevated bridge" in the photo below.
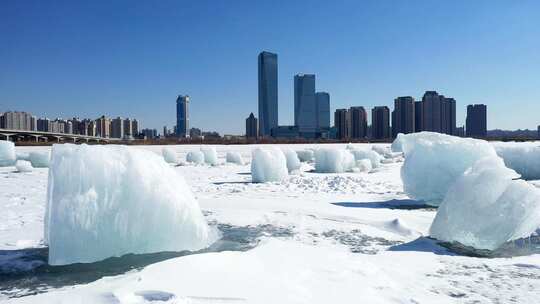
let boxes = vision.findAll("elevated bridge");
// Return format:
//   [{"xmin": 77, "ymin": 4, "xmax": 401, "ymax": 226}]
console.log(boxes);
[{"xmin": 0, "ymin": 128, "xmax": 121, "ymax": 143}]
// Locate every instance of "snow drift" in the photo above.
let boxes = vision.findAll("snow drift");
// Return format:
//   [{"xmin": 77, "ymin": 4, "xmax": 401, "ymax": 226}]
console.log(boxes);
[
  {"xmin": 201, "ymin": 147, "xmax": 218, "ymax": 166},
  {"xmin": 493, "ymin": 142, "xmax": 540, "ymax": 180},
  {"xmin": 29, "ymin": 151, "xmax": 50, "ymax": 168},
  {"xmin": 226, "ymin": 151, "xmax": 244, "ymax": 165},
  {"xmin": 44, "ymin": 144, "xmax": 216, "ymax": 265},
  {"xmin": 430, "ymin": 157, "xmax": 540, "ymax": 250},
  {"xmin": 400, "ymin": 132, "xmax": 498, "ymax": 205},
  {"xmin": 186, "ymin": 151, "xmax": 205, "ymax": 164},
  {"xmin": 0, "ymin": 140, "xmax": 16, "ymax": 167},
  {"xmin": 282, "ymin": 148, "xmax": 301, "ymax": 173},
  {"xmin": 15, "ymin": 160, "xmax": 33, "ymax": 172},
  {"xmin": 162, "ymin": 148, "xmax": 177, "ymax": 164},
  {"xmin": 251, "ymin": 148, "xmax": 288, "ymax": 183},
  {"xmin": 315, "ymin": 148, "xmax": 355, "ymax": 173}
]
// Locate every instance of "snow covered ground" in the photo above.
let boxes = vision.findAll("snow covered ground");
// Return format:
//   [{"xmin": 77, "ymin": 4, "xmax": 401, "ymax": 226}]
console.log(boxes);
[{"xmin": 1, "ymin": 144, "xmax": 540, "ymax": 303}]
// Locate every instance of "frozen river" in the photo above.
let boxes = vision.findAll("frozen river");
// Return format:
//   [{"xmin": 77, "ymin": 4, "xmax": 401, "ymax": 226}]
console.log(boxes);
[{"xmin": 1, "ymin": 144, "xmax": 539, "ymax": 303}]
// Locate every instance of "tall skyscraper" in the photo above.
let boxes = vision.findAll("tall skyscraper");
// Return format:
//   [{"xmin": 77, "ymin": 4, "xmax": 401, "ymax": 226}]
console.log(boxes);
[
  {"xmin": 294, "ymin": 74, "xmax": 317, "ymax": 137},
  {"xmin": 349, "ymin": 106, "xmax": 368, "ymax": 139},
  {"xmin": 392, "ymin": 96, "xmax": 415, "ymax": 137},
  {"xmin": 176, "ymin": 95, "xmax": 190, "ymax": 137},
  {"xmin": 334, "ymin": 109, "xmax": 349, "ymax": 140},
  {"xmin": 315, "ymin": 92, "xmax": 330, "ymax": 131},
  {"xmin": 245, "ymin": 112, "xmax": 258, "ymax": 138},
  {"xmin": 258, "ymin": 51, "xmax": 278, "ymax": 136},
  {"xmin": 372, "ymin": 106, "xmax": 390, "ymax": 139},
  {"xmin": 466, "ymin": 104, "xmax": 487, "ymax": 138}
]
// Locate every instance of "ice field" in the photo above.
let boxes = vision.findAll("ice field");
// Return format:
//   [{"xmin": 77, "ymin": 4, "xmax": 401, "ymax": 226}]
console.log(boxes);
[{"xmin": 1, "ymin": 139, "xmax": 540, "ymax": 303}]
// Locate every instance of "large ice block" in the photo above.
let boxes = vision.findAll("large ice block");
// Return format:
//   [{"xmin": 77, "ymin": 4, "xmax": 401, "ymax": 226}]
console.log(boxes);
[
  {"xmin": 314, "ymin": 148, "xmax": 355, "ymax": 173},
  {"xmin": 45, "ymin": 144, "xmax": 216, "ymax": 265},
  {"xmin": 250, "ymin": 148, "xmax": 288, "ymax": 183},
  {"xmin": 400, "ymin": 132, "xmax": 498, "ymax": 205},
  {"xmin": 430, "ymin": 157, "xmax": 540, "ymax": 250},
  {"xmin": 0, "ymin": 140, "xmax": 16, "ymax": 167}
]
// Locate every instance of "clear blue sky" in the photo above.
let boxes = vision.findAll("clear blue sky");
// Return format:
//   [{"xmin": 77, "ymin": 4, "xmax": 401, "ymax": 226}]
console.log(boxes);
[{"xmin": 1, "ymin": 0, "xmax": 539, "ymax": 134}]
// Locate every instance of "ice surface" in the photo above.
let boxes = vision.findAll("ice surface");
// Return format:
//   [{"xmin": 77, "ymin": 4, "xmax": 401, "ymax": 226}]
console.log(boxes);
[
  {"xmin": 0, "ymin": 140, "xmax": 16, "ymax": 167},
  {"xmin": 15, "ymin": 160, "xmax": 33, "ymax": 172},
  {"xmin": 28, "ymin": 151, "xmax": 50, "ymax": 168},
  {"xmin": 315, "ymin": 148, "xmax": 355, "ymax": 173},
  {"xmin": 226, "ymin": 151, "xmax": 244, "ymax": 165},
  {"xmin": 296, "ymin": 149, "xmax": 314, "ymax": 162},
  {"xmin": 186, "ymin": 151, "xmax": 205, "ymax": 164},
  {"xmin": 356, "ymin": 159, "xmax": 372, "ymax": 173},
  {"xmin": 201, "ymin": 147, "xmax": 218, "ymax": 166},
  {"xmin": 430, "ymin": 157, "xmax": 540, "ymax": 250},
  {"xmin": 282, "ymin": 148, "xmax": 301, "ymax": 173},
  {"xmin": 44, "ymin": 144, "xmax": 216, "ymax": 265},
  {"xmin": 493, "ymin": 142, "xmax": 540, "ymax": 180},
  {"xmin": 162, "ymin": 148, "xmax": 177, "ymax": 164},
  {"xmin": 348, "ymin": 147, "xmax": 382, "ymax": 169},
  {"xmin": 250, "ymin": 148, "xmax": 288, "ymax": 183},
  {"xmin": 400, "ymin": 132, "xmax": 498, "ymax": 205},
  {"xmin": 16, "ymin": 152, "xmax": 30, "ymax": 161},
  {"xmin": 391, "ymin": 133, "xmax": 405, "ymax": 152}
]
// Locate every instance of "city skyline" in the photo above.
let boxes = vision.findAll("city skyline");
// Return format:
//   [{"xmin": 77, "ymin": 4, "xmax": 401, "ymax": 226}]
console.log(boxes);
[{"xmin": 2, "ymin": 1, "xmax": 540, "ymax": 133}]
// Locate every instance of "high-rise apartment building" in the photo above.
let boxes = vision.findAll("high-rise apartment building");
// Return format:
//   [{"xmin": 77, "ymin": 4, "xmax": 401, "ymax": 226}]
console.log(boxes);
[
  {"xmin": 371, "ymin": 106, "xmax": 390, "ymax": 139},
  {"xmin": 111, "ymin": 117, "xmax": 124, "ymax": 138},
  {"xmin": 123, "ymin": 118, "xmax": 133, "ymax": 138},
  {"xmin": 392, "ymin": 96, "xmax": 415, "ymax": 137},
  {"xmin": 420, "ymin": 91, "xmax": 456, "ymax": 135},
  {"xmin": 245, "ymin": 113, "xmax": 258, "ymax": 138},
  {"xmin": 349, "ymin": 106, "xmax": 368, "ymax": 139},
  {"xmin": 96, "ymin": 115, "xmax": 111, "ymax": 138},
  {"xmin": 466, "ymin": 104, "xmax": 487, "ymax": 138},
  {"xmin": 315, "ymin": 92, "xmax": 330, "ymax": 131},
  {"xmin": 131, "ymin": 119, "xmax": 139, "ymax": 137},
  {"xmin": 334, "ymin": 109, "xmax": 349, "ymax": 140},
  {"xmin": 258, "ymin": 51, "xmax": 278, "ymax": 136},
  {"xmin": 176, "ymin": 95, "xmax": 190, "ymax": 137}
]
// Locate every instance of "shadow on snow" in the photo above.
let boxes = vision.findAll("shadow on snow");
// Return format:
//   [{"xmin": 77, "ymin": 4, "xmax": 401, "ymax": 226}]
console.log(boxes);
[{"xmin": 332, "ymin": 199, "xmax": 435, "ymax": 210}]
